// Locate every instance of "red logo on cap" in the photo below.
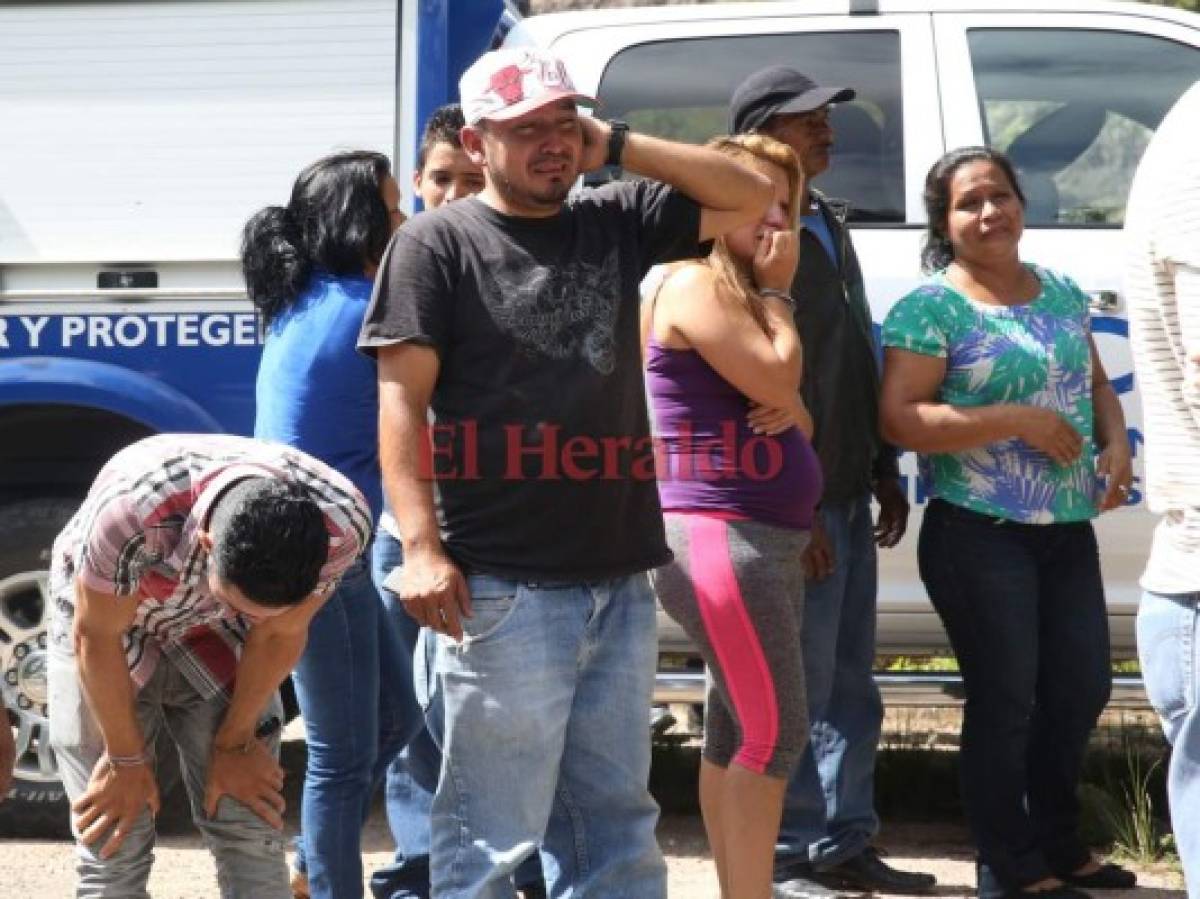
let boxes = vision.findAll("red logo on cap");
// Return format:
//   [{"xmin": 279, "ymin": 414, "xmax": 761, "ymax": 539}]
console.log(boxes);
[{"xmin": 489, "ymin": 65, "xmax": 525, "ymax": 105}]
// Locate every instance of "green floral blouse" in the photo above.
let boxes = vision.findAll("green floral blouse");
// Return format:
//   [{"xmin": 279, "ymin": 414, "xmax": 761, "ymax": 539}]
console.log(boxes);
[{"xmin": 882, "ymin": 265, "xmax": 1098, "ymax": 524}]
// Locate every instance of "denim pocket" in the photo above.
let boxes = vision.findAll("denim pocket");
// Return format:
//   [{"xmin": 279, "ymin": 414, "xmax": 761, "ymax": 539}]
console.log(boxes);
[
  {"xmin": 47, "ymin": 655, "xmax": 100, "ymax": 755},
  {"xmin": 1138, "ymin": 592, "xmax": 1197, "ymax": 725},
  {"xmin": 414, "ymin": 628, "xmax": 434, "ymax": 712},
  {"xmin": 460, "ymin": 593, "xmax": 521, "ymax": 644}
]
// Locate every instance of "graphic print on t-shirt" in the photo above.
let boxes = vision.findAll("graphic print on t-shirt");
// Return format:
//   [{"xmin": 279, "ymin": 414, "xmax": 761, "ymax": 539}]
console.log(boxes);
[{"xmin": 482, "ymin": 247, "xmax": 620, "ymax": 374}]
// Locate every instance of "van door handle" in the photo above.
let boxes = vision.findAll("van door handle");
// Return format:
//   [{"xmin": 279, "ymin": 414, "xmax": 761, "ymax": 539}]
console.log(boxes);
[{"xmin": 1087, "ymin": 290, "xmax": 1121, "ymax": 314}]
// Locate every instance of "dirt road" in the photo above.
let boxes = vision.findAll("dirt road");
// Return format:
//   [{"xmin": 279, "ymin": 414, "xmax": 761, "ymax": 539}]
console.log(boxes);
[
  {"xmin": 0, "ymin": 732, "xmax": 1185, "ymax": 898},
  {"xmin": 0, "ymin": 816, "xmax": 1186, "ymax": 897}
]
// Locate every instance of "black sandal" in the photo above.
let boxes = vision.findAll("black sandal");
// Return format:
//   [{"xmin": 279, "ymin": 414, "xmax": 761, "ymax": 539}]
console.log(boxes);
[
  {"xmin": 1059, "ymin": 862, "xmax": 1137, "ymax": 890},
  {"xmin": 1002, "ymin": 885, "xmax": 1090, "ymax": 899}
]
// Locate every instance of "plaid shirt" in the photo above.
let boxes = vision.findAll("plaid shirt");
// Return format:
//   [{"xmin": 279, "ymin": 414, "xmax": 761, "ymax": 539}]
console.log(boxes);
[{"xmin": 49, "ymin": 434, "xmax": 372, "ymax": 700}]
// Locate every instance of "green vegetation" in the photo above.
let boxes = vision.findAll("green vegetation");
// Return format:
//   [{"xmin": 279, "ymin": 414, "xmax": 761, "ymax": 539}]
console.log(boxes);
[
  {"xmin": 876, "ymin": 655, "xmax": 1141, "ymax": 675},
  {"xmin": 982, "ymin": 99, "xmax": 1149, "ymax": 225},
  {"xmin": 878, "ymin": 654, "xmax": 959, "ymax": 672},
  {"xmin": 627, "ymin": 107, "xmax": 725, "ymax": 146},
  {"xmin": 1144, "ymin": 0, "xmax": 1200, "ymax": 10},
  {"xmin": 1077, "ymin": 732, "xmax": 1176, "ymax": 868},
  {"xmin": 1105, "ymin": 749, "xmax": 1166, "ymax": 861}
]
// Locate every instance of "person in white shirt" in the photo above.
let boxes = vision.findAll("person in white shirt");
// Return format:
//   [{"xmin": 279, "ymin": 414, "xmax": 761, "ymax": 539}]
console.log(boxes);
[{"xmin": 1125, "ymin": 79, "xmax": 1200, "ymax": 899}]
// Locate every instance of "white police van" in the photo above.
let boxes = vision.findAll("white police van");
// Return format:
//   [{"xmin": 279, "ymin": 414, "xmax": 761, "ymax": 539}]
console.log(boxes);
[
  {"xmin": 0, "ymin": 0, "xmax": 513, "ymax": 830},
  {"xmin": 501, "ymin": 0, "xmax": 1200, "ymax": 695}
]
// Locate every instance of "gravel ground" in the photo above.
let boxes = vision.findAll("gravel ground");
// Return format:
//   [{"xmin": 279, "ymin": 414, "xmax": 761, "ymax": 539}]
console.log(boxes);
[
  {"xmin": 0, "ymin": 816, "xmax": 1185, "ymax": 897},
  {"xmin": 0, "ymin": 729, "xmax": 1185, "ymax": 898}
]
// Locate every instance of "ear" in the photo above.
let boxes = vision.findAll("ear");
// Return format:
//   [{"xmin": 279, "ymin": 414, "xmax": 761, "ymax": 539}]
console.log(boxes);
[
  {"xmin": 197, "ymin": 530, "xmax": 214, "ymax": 552},
  {"xmin": 412, "ymin": 167, "xmax": 423, "ymax": 192},
  {"xmin": 460, "ymin": 125, "xmax": 488, "ymax": 167}
]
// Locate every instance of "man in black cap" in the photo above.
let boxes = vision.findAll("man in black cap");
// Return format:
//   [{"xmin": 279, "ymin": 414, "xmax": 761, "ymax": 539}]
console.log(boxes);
[{"xmin": 731, "ymin": 66, "xmax": 936, "ymax": 899}]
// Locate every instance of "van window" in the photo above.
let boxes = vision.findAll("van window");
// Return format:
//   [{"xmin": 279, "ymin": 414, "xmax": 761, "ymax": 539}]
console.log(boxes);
[
  {"xmin": 596, "ymin": 31, "xmax": 905, "ymax": 223},
  {"xmin": 968, "ymin": 28, "xmax": 1200, "ymax": 227}
]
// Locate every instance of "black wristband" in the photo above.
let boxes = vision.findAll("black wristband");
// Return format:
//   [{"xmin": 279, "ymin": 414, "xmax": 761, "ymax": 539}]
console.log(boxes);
[{"xmin": 605, "ymin": 120, "xmax": 630, "ymax": 168}]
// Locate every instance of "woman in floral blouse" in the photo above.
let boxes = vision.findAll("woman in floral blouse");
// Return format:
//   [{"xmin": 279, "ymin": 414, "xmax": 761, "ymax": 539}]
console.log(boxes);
[{"xmin": 879, "ymin": 146, "xmax": 1133, "ymax": 899}]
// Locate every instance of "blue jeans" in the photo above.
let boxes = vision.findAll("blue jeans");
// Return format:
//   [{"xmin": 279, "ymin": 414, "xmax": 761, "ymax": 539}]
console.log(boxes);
[
  {"xmin": 49, "ymin": 648, "xmax": 290, "ymax": 898},
  {"xmin": 918, "ymin": 500, "xmax": 1109, "ymax": 893},
  {"xmin": 777, "ymin": 494, "xmax": 883, "ymax": 870},
  {"xmin": 419, "ymin": 573, "xmax": 666, "ymax": 899},
  {"xmin": 1138, "ymin": 590, "xmax": 1200, "ymax": 899},
  {"xmin": 369, "ymin": 530, "xmax": 442, "ymax": 899},
  {"xmin": 293, "ymin": 555, "xmax": 421, "ymax": 899},
  {"xmin": 368, "ymin": 533, "xmax": 544, "ymax": 899}
]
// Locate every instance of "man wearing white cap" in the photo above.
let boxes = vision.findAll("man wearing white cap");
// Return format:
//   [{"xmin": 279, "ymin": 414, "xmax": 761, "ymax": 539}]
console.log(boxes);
[{"xmin": 359, "ymin": 47, "xmax": 773, "ymax": 899}]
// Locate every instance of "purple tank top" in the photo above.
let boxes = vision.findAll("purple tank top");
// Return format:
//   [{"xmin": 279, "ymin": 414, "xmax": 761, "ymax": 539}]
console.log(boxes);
[{"xmin": 645, "ymin": 336, "xmax": 822, "ymax": 530}]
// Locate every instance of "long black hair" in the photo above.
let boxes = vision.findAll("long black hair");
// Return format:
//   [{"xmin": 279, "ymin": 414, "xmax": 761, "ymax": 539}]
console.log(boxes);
[
  {"xmin": 240, "ymin": 150, "xmax": 393, "ymax": 325},
  {"xmin": 920, "ymin": 145, "xmax": 1026, "ymax": 273}
]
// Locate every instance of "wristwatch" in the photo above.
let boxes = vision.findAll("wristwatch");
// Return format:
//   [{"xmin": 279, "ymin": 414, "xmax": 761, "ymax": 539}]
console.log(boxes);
[{"xmin": 605, "ymin": 120, "xmax": 630, "ymax": 169}]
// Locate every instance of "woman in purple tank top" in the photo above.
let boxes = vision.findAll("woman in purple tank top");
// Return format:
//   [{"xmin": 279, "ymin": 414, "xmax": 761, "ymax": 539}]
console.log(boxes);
[{"xmin": 644, "ymin": 133, "xmax": 822, "ymax": 899}]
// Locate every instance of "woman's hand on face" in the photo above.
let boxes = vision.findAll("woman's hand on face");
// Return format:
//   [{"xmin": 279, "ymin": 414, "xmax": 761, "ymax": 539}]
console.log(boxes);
[
  {"xmin": 752, "ymin": 229, "xmax": 799, "ymax": 292},
  {"xmin": 1016, "ymin": 407, "xmax": 1084, "ymax": 465},
  {"xmin": 1095, "ymin": 439, "xmax": 1134, "ymax": 512}
]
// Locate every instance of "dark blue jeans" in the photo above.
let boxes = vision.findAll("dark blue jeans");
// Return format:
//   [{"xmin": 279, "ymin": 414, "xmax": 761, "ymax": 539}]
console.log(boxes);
[
  {"xmin": 776, "ymin": 494, "xmax": 883, "ymax": 869},
  {"xmin": 293, "ymin": 556, "xmax": 421, "ymax": 899},
  {"xmin": 918, "ymin": 500, "xmax": 1111, "ymax": 893},
  {"xmin": 368, "ymin": 530, "xmax": 544, "ymax": 899}
]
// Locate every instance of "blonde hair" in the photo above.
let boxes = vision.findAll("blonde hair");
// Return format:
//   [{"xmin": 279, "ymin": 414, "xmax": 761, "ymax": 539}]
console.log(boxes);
[{"xmin": 705, "ymin": 133, "xmax": 802, "ymax": 335}]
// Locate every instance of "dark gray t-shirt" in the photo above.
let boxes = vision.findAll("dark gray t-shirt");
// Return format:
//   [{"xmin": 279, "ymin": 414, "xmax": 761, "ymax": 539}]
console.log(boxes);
[{"xmin": 359, "ymin": 180, "xmax": 704, "ymax": 581}]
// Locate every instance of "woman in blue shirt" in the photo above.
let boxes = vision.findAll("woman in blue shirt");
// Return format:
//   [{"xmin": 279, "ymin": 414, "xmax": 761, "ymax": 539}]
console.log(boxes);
[{"xmin": 243, "ymin": 150, "xmax": 414, "ymax": 899}]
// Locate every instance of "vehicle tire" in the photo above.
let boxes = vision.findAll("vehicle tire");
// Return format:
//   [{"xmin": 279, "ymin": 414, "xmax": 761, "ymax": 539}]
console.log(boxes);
[{"xmin": 0, "ymin": 496, "xmax": 79, "ymax": 836}]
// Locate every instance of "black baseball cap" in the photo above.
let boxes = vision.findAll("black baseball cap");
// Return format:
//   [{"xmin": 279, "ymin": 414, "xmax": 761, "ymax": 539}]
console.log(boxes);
[{"xmin": 730, "ymin": 66, "xmax": 856, "ymax": 133}]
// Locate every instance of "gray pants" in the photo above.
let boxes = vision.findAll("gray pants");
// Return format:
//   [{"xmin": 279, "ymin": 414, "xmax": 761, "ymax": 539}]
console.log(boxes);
[
  {"xmin": 654, "ymin": 513, "xmax": 810, "ymax": 779},
  {"xmin": 48, "ymin": 650, "xmax": 290, "ymax": 899}
]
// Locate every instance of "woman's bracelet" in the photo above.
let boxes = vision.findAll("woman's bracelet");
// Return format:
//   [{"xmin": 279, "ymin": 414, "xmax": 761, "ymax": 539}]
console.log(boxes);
[
  {"xmin": 759, "ymin": 288, "xmax": 797, "ymax": 310},
  {"xmin": 105, "ymin": 749, "xmax": 150, "ymax": 771}
]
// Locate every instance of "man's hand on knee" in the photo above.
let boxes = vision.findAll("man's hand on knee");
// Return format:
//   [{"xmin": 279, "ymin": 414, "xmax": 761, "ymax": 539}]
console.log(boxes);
[
  {"xmin": 73, "ymin": 753, "xmax": 161, "ymax": 859},
  {"xmin": 203, "ymin": 740, "xmax": 286, "ymax": 829}
]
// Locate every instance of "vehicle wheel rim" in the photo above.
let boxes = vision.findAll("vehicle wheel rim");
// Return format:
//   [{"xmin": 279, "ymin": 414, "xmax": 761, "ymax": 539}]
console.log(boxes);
[{"xmin": 1, "ymin": 570, "xmax": 60, "ymax": 785}]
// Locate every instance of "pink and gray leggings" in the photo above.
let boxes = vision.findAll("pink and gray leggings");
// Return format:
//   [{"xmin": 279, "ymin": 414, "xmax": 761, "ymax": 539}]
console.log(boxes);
[{"xmin": 652, "ymin": 512, "xmax": 810, "ymax": 779}]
